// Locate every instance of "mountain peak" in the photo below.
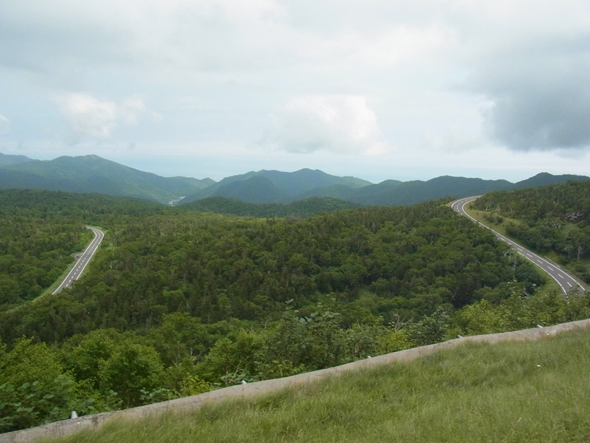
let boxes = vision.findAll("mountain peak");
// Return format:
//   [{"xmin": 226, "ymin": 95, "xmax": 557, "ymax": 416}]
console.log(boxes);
[{"xmin": 0, "ymin": 154, "xmax": 213, "ymax": 204}]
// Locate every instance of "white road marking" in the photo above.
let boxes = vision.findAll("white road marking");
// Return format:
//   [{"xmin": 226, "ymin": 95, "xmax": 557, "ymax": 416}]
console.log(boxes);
[{"xmin": 451, "ymin": 197, "xmax": 588, "ymax": 296}]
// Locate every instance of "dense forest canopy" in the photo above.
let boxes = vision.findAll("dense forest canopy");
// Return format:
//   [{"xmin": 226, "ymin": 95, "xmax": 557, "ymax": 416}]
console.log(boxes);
[
  {"xmin": 1, "ymin": 187, "xmax": 589, "ymax": 432},
  {"xmin": 179, "ymin": 196, "xmax": 360, "ymax": 217},
  {"xmin": 1, "ymin": 190, "xmax": 539, "ymax": 339}
]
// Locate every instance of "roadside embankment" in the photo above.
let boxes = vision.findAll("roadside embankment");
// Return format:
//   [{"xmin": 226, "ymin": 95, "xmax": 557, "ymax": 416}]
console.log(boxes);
[{"xmin": 2, "ymin": 317, "xmax": 589, "ymax": 443}]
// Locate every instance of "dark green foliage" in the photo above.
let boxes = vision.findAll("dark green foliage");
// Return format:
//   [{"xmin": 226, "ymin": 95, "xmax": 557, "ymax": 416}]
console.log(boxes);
[
  {"xmin": 454, "ymin": 288, "xmax": 590, "ymax": 336},
  {"xmin": 0, "ymin": 339, "xmax": 102, "ymax": 433},
  {"xmin": 407, "ymin": 306, "xmax": 450, "ymax": 346},
  {"xmin": 0, "ymin": 187, "xmax": 582, "ymax": 432},
  {"xmin": 1, "ymin": 196, "xmax": 532, "ymax": 345},
  {"xmin": 181, "ymin": 196, "xmax": 359, "ymax": 217},
  {"xmin": 0, "ymin": 189, "xmax": 167, "ymax": 308}
]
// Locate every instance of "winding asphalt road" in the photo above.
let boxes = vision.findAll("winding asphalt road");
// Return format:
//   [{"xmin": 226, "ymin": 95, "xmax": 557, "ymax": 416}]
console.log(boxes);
[
  {"xmin": 52, "ymin": 227, "xmax": 104, "ymax": 294},
  {"xmin": 451, "ymin": 196, "xmax": 586, "ymax": 295}
]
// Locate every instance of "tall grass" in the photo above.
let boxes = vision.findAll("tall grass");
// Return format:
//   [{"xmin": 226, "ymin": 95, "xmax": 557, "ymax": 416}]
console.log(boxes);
[{"xmin": 47, "ymin": 327, "xmax": 590, "ymax": 443}]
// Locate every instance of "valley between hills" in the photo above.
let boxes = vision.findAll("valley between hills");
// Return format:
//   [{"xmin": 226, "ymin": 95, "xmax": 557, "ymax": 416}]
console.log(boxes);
[
  {"xmin": 1, "ymin": 152, "xmax": 590, "ymax": 438},
  {"xmin": 1, "ymin": 152, "xmax": 587, "ymax": 207}
]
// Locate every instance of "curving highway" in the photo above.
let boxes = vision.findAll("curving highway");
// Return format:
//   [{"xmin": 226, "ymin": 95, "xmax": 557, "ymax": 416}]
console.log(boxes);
[
  {"xmin": 451, "ymin": 196, "xmax": 586, "ymax": 295},
  {"xmin": 52, "ymin": 227, "xmax": 104, "ymax": 294}
]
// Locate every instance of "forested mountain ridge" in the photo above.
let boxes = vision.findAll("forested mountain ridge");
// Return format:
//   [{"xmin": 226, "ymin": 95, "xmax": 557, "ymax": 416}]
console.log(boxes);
[
  {"xmin": 2, "ymin": 188, "xmax": 590, "ymax": 432},
  {"xmin": 1, "ymin": 152, "xmax": 587, "ymax": 209},
  {"xmin": 0, "ymin": 152, "xmax": 33, "ymax": 167},
  {"xmin": 0, "ymin": 154, "xmax": 213, "ymax": 204},
  {"xmin": 180, "ymin": 171, "xmax": 589, "ymax": 207},
  {"xmin": 178, "ymin": 168, "xmax": 372, "ymax": 204},
  {"xmin": 344, "ymin": 175, "xmax": 513, "ymax": 206},
  {"xmin": 471, "ymin": 179, "xmax": 590, "ymax": 283},
  {"xmin": 510, "ymin": 172, "xmax": 589, "ymax": 189}
]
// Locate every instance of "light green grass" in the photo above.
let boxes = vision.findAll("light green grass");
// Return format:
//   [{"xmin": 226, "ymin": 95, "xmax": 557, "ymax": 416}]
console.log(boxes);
[
  {"xmin": 463, "ymin": 204, "xmax": 520, "ymax": 237},
  {"xmin": 46, "ymin": 327, "xmax": 590, "ymax": 443}
]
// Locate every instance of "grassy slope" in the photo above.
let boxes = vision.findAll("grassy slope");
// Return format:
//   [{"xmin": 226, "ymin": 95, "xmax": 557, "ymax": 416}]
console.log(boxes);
[{"xmin": 47, "ymin": 327, "xmax": 590, "ymax": 443}]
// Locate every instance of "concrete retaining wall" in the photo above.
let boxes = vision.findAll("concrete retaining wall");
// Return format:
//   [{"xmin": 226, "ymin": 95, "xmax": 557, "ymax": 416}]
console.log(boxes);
[{"xmin": 3, "ymin": 317, "xmax": 590, "ymax": 443}]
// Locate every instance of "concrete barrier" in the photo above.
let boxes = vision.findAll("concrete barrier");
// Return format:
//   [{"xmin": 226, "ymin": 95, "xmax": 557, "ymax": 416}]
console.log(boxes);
[{"xmin": 2, "ymin": 317, "xmax": 590, "ymax": 443}]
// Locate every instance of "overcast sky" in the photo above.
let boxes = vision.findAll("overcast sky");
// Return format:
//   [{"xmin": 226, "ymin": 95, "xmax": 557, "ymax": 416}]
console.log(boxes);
[{"xmin": 1, "ymin": 0, "xmax": 590, "ymax": 183}]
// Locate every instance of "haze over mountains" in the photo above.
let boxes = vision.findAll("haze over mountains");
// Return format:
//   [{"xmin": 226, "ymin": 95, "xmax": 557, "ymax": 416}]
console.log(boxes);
[
  {"xmin": 0, "ymin": 153, "xmax": 213, "ymax": 205},
  {"xmin": 0, "ymin": 152, "xmax": 588, "ymax": 207}
]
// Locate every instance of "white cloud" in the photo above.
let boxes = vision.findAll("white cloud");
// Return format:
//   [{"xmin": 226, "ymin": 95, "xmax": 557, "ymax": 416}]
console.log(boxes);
[
  {"xmin": 57, "ymin": 93, "xmax": 145, "ymax": 143},
  {"xmin": 262, "ymin": 95, "xmax": 387, "ymax": 155},
  {"xmin": 302, "ymin": 24, "xmax": 456, "ymax": 70},
  {"xmin": 2, "ymin": 0, "xmax": 590, "ymax": 179},
  {"xmin": 0, "ymin": 114, "xmax": 10, "ymax": 134}
]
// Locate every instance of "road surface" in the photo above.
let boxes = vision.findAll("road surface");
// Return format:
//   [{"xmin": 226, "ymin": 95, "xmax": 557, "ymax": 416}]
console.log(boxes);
[
  {"xmin": 52, "ymin": 227, "xmax": 104, "ymax": 294},
  {"xmin": 451, "ymin": 196, "xmax": 586, "ymax": 295}
]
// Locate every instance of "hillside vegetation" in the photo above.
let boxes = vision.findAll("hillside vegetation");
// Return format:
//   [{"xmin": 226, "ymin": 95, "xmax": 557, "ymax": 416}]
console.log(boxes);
[
  {"xmin": 48, "ymin": 326, "xmax": 590, "ymax": 443},
  {"xmin": 180, "ymin": 196, "xmax": 360, "ymax": 217},
  {"xmin": 472, "ymin": 179, "xmax": 590, "ymax": 283},
  {"xmin": 180, "ymin": 170, "xmax": 589, "ymax": 207},
  {"xmin": 0, "ymin": 155, "xmax": 212, "ymax": 204},
  {"xmin": 2, "ymin": 188, "xmax": 590, "ymax": 432},
  {"xmin": 2, "ymin": 152, "xmax": 588, "ymax": 208}
]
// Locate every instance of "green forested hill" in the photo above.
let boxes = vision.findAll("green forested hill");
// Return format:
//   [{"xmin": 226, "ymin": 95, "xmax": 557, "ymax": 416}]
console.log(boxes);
[
  {"xmin": 180, "ymin": 171, "xmax": 589, "ymax": 207},
  {"xmin": 0, "ymin": 155, "xmax": 212, "ymax": 204},
  {"xmin": 0, "ymin": 189, "xmax": 166, "ymax": 308},
  {"xmin": 2, "ymin": 188, "xmax": 589, "ymax": 433},
  {"xmin": 346, "ymin": 176, "xmax": 512, "ymax": 206},
  {"xmin": 510, "ymin": 172, "xmax": 589, "ymax": 190},
  {"xmin": 2, "ymin": 152, "xmax": 587, "ymax": 210},
  {"xmin": 1, "ymin": 194, "xmax": 534, "ymax": 339},
  {"xmin": 180, "ymin": 196, "xmax": 360, "ymax": 217},
  {"xmin": 179, "ymin": 168, "xmax": 371, "ymax": 203},
  {"xmin": 208, "ymin": 176, "xmax": 290, "ymax": 203},
  {"xmin": 0, "ymin": 152, "xmax": 33, "ymax": 167}
]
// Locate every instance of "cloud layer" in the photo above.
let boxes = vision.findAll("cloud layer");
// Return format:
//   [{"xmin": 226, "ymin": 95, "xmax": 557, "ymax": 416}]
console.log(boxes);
[
  {"xmin": 57, "ymin": 94, "xmax": 145, "ymax": 143},
  {"xmin": 0, "ymin": 0, "xmax": 589, "ymax": 180},
  {"xmin": 0, "ymin": 114, "xmax": 10, "ymax": 135},
  {"xmin": 466, "ymin": 38, "xmax": 590, "ymax": 151},
  {"xmin": 263, "ymin": 95, "xmax": 386, "ymax": 155}
]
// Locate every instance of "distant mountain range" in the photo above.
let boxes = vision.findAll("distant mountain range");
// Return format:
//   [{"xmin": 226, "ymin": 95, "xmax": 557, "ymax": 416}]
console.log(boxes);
[
  {"xmin": 0, "ymin": 152, "xmax": 588, "ymax": 207},
  {"xmin": 178, "ymin": 169, "xmax": 588, "ymax": 207},
  {"xmin": 0, "ymin": 153, "xmax": 213, "ymax": 204},
  {"xmin": 180, "ymin": 169, "xmax": 372, "ymax": 204}
]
